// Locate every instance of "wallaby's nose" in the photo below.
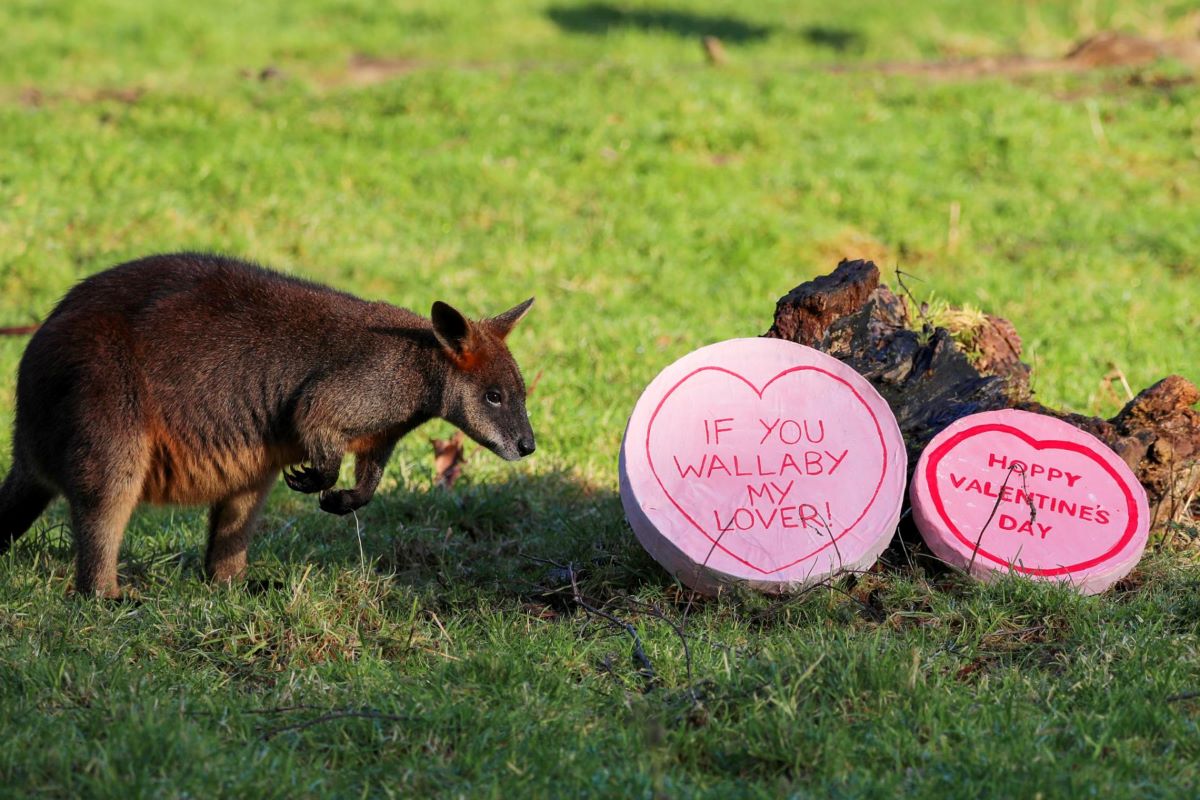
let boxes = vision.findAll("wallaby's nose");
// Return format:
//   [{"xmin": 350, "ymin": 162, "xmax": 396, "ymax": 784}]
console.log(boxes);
[{"xmin": 517, "ymin": 438, "xmax": 536, "ymax": 457}]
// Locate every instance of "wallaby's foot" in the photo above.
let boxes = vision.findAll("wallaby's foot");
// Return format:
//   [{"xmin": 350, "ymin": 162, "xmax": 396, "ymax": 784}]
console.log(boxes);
[
  {"xmin": 318, "ymin": 489, "xmax": 369, "ymax": 516},
  {"xmin": 72, "ymin": 584, "xmax": 141, "ymax": 606},
  {"xmin": 283, "ymin": 464, "xmax": 337, "ymax": 494},
  {"xmin": 70, "ymin": 489, "xmax": 141, "ymax": 603},
  {"xmin": 101, "ymin": 589, "xmax": 141, "ymax": 607},
  {"xmin": 207, "ymin": 562, "xmax": 247, "ymax": 585},
  {"xmin": 73, "ymin": 576, "xmax": 122, "ymax": 600}
]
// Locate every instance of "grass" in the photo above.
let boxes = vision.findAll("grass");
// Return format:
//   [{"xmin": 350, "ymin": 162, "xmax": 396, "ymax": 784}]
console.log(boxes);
[{"xmin": 1, "ymin": 0, "xmax": 1199, "ymax": 796}]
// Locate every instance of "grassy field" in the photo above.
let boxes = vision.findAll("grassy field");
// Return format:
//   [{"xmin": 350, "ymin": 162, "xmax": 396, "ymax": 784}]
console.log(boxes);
[{"xmin": 2, "ymin": 1, "xmax": 1199, "ymax": 796}]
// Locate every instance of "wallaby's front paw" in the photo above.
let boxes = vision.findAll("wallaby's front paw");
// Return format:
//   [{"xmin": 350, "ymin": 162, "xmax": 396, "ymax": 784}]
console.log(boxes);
[
  {"xmin": 318, "ymin": 489, "xmax": 366, "ymax": 516},
  {"xmin": 283, "ymin": 465, "xmax": 335, "ymax": 494}
]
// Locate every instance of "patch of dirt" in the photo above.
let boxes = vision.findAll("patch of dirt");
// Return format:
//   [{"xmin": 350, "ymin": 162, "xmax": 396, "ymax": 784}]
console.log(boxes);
[
  {"xmin": 837, "ymin": 31, "xmax": 1200, "ymax": 80},
  {"xmin": 321, "ymin": 54, "xmax": 573, "ymax": 88},
  {"xmin": 334, "ymin": 54, "xmax": 426, "ymax": 87},
  {"xmin": 1065, "ymin": 31, "xmax": 1165, "ymax": 68},
  {"xmin": 9, "ymin": 31, "xmax": 1197, "ymax": 108},
  {"xmin": 16, "ymin": 86, "xmax": 144, "ymax": 108}
]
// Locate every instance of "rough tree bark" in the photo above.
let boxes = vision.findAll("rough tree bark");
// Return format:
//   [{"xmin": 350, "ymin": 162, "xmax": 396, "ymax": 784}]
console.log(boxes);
[{"xmin": 764, "ymin": 259, "xmax": 1200, "ymax": 535}]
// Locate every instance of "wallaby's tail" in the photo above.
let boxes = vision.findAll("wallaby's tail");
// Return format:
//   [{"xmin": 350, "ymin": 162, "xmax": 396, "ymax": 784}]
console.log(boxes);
[{"xmin": 0, "ymin": 463, "xmax": 55, "ymax": 555}]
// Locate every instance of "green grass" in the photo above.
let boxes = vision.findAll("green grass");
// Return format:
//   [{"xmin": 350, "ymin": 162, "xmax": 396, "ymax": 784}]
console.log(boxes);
[{"xmin": 1, "ymin": 1, "xmax": 1199, "ymax": 796}]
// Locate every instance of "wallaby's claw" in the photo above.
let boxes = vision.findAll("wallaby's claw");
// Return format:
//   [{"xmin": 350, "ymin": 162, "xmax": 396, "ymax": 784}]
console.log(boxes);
[
  {"xmin": 283, "ymin": 465, "xmax": 332, "ymax": 494},
  {"xmin": 318, "ymin": 489, "xmax": 364, "ymax": 516}
]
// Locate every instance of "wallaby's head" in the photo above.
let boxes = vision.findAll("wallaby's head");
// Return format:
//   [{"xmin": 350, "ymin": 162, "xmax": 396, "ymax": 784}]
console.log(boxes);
[{"xmin": 431, "ymin": 298, "xmax": 536, "ymax": 462}]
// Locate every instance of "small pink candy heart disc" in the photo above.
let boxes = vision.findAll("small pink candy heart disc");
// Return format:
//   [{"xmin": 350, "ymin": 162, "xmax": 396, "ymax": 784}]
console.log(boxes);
[{"xmin": 910, "ymin": 409, "xmax": 1149, "ymax": 594}]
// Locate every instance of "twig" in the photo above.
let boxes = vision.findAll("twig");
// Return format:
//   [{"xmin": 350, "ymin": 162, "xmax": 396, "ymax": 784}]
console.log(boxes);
[
  {"xmin": 1102, "ymin": 364, "xmax": 1135, "ymax": 403},
  {"xmin": 526, "ymin": 369, "xmax": 545, "ymax": 396},
  {"xmin": 351, "ymin": 509, "xmax": 367, "ymax": 579},
  {"xmin": 519, "ymin": 553, "xmax": 567, "ymax": 569},
  {"xmin": 260, "ymin": 708, "xmax": 409, "ymax": 740},
  {"xmin": 745, "ymin": 567, "xmax": 884, "ymax": 627},
  {"xmin": 967, "ymin": 463, "xmax": 1033, "ymax": 574},
  {"xmin": 639, "ymin": 602, "xmax": 695, "ymax": 692},
  {"xmin": 894, "ymin": 268, "xmax": 933, "ymax": 329},
  {"xmin": 746, "ymin": 580, "xmax": 833, "ymax": 627},
  {"xmin": 0, "ymin": 324, "xmax": 39, "ymax": 336},
  {"xmin": 184, "ymin": 703, "xmax": 327, "ymax": 718},
  {"xmin": 566, "ymin": 562, "xmax": 658, "ymax": 692},
  {"xmin": 427, "ymin": 610, "xmax": 453, "ymax": 645},
  {"xmin": 812, "ymin": 507, "xmax": 844, "ymax": 574},
  {"xmin": 567, "ymin": 565, "xmax": 657, "ymax": 690},
  {"xmin": 681, "ymin": 503, "xmax": 740, "ymax": 630}
]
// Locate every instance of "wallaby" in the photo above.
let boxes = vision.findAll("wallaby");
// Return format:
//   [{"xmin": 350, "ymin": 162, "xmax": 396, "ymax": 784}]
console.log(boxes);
[{"xmin": 0, "ymin": 253, "xmax": 536, "ymax": 597}]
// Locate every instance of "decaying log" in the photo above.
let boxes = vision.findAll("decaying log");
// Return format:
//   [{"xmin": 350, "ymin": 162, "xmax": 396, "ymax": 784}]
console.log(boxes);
[{"xmin": 764, "ymin": 259, "xmax": 1200, "ymax": 534}]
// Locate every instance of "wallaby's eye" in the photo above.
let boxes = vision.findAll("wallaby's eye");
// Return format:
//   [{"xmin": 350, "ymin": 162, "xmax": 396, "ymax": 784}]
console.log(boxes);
[{"xmin": 485, "ymin": 390, "xmax": 502, "ymax": 406}]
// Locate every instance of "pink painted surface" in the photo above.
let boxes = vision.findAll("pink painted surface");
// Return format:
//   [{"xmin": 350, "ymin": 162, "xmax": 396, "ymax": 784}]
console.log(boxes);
[
  {"xmin": 910, "ymin": 409, "xmax": 1150, "ymax": 594},
  {"xmin": 619, "ymin": 338, "xmax": 907, "ymax": 593}
]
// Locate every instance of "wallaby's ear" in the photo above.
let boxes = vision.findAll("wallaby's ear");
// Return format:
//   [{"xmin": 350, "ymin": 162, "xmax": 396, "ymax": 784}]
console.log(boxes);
[
  {"xmin": 486, "ymin": 297, "xmax": 534, "ymax": 340},
  {"xmin": 431, "ymin": 301, "xmax": 475, "ymax": 361}
]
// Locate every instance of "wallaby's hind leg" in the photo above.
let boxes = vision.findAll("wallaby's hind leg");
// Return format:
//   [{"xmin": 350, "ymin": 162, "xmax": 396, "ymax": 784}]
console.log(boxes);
[
  {"xmin": 63, "ymin": 431, "xmax": 151, "ymax": 598},
  {"xmin": 69, "ymin": 483, "xmax": 143, "ymax": 598},
  {"xmin": 0, "ymin": 463, "xmax": 57, "ymax": 555},
  {"xmin": 206, "ymin": 473, "xmax": 277, "ymax": 584}
]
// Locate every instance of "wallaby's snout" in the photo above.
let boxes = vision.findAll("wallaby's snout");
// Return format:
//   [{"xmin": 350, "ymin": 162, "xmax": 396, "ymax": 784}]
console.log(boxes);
[
  {"xmin": 431, "ymin": 297, "xmax": 538, "ymax": 463},
  {"xmin": 500, "ymin": 407, "xmax": 536, "ymax": 461}
]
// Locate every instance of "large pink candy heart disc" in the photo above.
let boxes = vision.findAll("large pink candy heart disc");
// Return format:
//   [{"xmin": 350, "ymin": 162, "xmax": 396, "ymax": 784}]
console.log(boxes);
[{"xmin": 620, "ymin": 338, "xmax": 907, "ymax": 594}]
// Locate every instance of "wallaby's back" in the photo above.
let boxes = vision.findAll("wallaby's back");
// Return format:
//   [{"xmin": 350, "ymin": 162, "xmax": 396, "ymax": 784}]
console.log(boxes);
[{"xmin": 19, "ymin": 254, "xmax": 421, "ymax": 504}]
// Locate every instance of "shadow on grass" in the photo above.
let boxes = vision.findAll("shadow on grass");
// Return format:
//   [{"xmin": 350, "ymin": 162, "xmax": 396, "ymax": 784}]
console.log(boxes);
[
  {"xmin": 2, "ymin": 471, "xmax": 960, "ymax": 610},
  {"xmin": 254, "ymin": 469, "xmax": 669, "ymax": 598},
  {"xmin": 545, "ymin": 2, "xmax": 773, "ymax": 43},
  {"xmin": 0, "ymin": 470, "xmax": 669, "ymax": 599},
  {"xmin": 800, "ymin": 24, "xmax": 865, "ymax": 53}
]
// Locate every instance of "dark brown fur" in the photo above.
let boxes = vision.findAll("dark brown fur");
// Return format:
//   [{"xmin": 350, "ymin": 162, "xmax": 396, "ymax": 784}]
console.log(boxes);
[{"xmin": 0, "ymin": 253, "xmax": 535, "ymax": 596}]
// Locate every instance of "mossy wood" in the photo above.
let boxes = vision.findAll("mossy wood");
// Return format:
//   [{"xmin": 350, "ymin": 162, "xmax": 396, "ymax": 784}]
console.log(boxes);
[{"xmin": 765, "ymin": 260, "xmax": 1200, "ymax": 535}]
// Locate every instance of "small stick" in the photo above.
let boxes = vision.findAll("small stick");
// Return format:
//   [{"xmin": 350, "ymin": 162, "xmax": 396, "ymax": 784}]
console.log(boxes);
[
  {"xmin": 351, "ymin": 510, "xmax": 367, "ymax": 579},
  {"xmin": 261, "ymin": 709, "xmax": 409, "ymax": 740},
  {"xmin": 894, "ymin": 269, "xmax": 933, "ymax": 329},
  {"xmin": 967, "ymin": 463, "xmax": 1033, "ymax": 574},
  {"xmin": 526, "ymin": 369, "xmax": 545, "ymax": 396},
  {"xmin": 567, "ymin": 562, "xmax": 658, "ymax": 692}
]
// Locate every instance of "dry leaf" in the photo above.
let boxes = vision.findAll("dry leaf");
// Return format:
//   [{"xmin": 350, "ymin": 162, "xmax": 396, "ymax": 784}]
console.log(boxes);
[{"xmin": 432, "ymin": 430, "xmax": 466, "ymax": 489}]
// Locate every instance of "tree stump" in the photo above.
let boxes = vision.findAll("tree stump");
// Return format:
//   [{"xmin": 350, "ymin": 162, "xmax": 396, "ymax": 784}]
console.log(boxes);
[{"xmin": 764, "ymin": 259, "xmax": 1200, "ymax": 535}]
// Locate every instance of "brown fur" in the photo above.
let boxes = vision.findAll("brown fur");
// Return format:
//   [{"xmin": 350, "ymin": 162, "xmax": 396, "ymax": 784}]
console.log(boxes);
[{"xmin": 0, "ymin": 253, "xmax": 535, "ymax": 597}]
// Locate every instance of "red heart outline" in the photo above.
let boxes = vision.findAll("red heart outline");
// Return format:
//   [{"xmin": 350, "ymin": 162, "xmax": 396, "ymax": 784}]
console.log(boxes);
[
  {"xmin": 644, "ymin": 366, "xmax": 889, "ymax": 575},
  {"xmin": 924, "ymin": 423, "xmax": 1139, "ymax": 576}
]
